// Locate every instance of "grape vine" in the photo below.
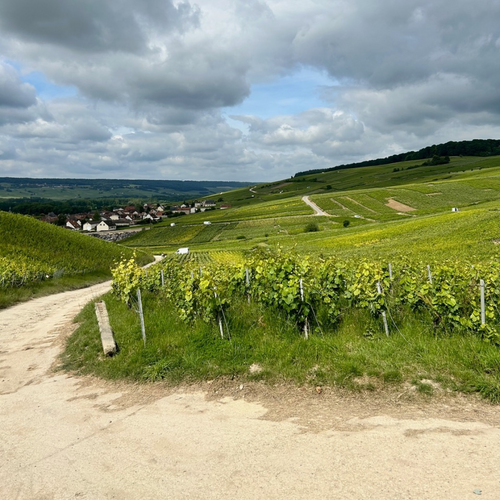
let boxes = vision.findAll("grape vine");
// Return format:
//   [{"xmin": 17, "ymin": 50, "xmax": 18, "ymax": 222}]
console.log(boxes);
[{"xmin": 111, "ymin": 248, "xmax": 500, "ymax": 343}]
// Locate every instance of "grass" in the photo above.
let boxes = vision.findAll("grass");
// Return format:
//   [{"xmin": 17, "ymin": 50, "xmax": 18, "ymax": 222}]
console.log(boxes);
[{"xmin": 61, "ymin": 292, "xmax": 500, "ymax": 402}]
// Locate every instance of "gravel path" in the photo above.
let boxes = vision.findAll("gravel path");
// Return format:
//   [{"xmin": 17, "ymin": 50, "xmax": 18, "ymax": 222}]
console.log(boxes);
[
  {"xmin": 1, "ymin": 280, "xmax": 500, "ymax": 499},
  {"xmin": 302, "ymin": 195, "xmax": 330, "ymax": 216}
]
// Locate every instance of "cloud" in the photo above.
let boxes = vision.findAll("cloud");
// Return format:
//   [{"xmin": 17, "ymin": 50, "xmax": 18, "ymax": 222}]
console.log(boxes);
[
  {"xmin": 0, "ymin": 0, "xmax": 199, "ymax": 54},
  {"xmin": 1, "ymin": 1, "xmax": 500, "ymax": 181},
  {"xmin": 0, "ymin": 61, "xmax": 36, "ymax": 109}
]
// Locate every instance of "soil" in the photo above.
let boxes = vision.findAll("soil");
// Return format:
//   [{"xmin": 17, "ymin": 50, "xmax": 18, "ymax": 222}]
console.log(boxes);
[
  {"xmin": 386, "ymin": 198, "xmax": 417, "ymax": 212},
  {"xmin": 1, "ymin": 279, "xmax": 500, "ymax": 499}
]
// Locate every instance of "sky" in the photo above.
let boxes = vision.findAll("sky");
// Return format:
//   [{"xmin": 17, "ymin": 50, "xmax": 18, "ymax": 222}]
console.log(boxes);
[{"xmin": 1, "ymin": 1, "xmax": 500, "ymax": 182}]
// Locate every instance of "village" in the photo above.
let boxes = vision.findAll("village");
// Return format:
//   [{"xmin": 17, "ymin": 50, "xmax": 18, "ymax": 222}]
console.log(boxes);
[{"xmin": 39, "ymin": 199, "xmax": 231, "ymax": 232}]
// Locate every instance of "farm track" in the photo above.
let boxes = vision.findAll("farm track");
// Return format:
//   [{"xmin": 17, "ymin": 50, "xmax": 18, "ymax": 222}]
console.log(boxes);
[
  {"xmin": 302, "ymin": 195, "xmax": 330, "ymax": 216},
  {"xmin": 1, "ymin": 273, "xmax": 500, "ymax": 498}
]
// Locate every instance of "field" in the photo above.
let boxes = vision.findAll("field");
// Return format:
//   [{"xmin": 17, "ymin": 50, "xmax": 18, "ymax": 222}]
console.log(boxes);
[
  {"xmin": 121, "ymin": 163, "xmax": 500, "ymax": 261},
  {"xmin": 0, "ymin": 212, "xmax": 152, "ymax": 308}
]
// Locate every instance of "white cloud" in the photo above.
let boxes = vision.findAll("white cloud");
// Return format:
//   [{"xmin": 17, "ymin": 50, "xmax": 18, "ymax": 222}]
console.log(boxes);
[{"xmin": 0, "ymin": 1, "xmax": 500, "ymax": 181}]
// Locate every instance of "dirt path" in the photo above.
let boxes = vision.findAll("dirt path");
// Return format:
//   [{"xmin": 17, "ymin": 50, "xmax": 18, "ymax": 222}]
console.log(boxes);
[
  {"xmin": 302, "ymin": 195, "xmax": 330, "ymax": 216},
  {"xmin": 1, "ymin": 281, "xmax": 500, "ymax": 499},
  {"xmin": 386, "ymin": 197, "xmax": 416, "ymax": 212}
]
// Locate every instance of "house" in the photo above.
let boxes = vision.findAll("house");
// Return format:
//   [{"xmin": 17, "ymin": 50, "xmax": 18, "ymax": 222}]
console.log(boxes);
[
  {"xmin": 220, "ymin": 204, "xmax": 232, "ymax": 210},
  {"xmin": 172, "ymin": 207, "xmax": 192, "ymax": 215},
  {"xmin": 65, "ymin": 220, "xmax": 80, "ymax": 230},
  {"xmin": 97, "ymin": 220, "xmax": 116, "ymax": 231},
  {"xmin": 176, "ymin": 247, "xmax": 189, "ymax": 254},
  {"xmin": 83, "ymin": 222, "xmax": 98, "ymax": 231},
  {"xmin": 115, "ymin": 218, "xmax": 132, "ymax": 227},
  {"xmin": 202, "ymin": 200, "xmax": 216, "ymax": 207},
  {"xmin": 451, "ymin": 207, "xmax": 459, "ymax": 212}
]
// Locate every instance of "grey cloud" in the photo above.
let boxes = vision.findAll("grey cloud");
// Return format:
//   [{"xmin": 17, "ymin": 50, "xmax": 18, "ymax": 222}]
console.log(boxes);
[
  {"xmin": 0, "ymin": 0, "xmax": 199, "ymax": 54},
  {"xmin": 292, "ymin": 1, "xmax": 500, "ymax": 88},
  {"xmin": 233, "ymin": 108, "xmax": 365, "ymax": 153},
  {"xmin": 0, "ymin": 62, "xmax": 36, "ymax": 108}
]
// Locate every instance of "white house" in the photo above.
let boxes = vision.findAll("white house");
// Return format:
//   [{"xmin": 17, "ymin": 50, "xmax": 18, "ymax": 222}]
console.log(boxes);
[
  {"xmin": 83, "ymin": 222, "xmax": 98, "ymax": 231},
  {"xmin": 97, "ymin": 220, "xmax": 116, "ymax": 231},
  {"xmin": 176, "ymin": 247, "xmax": 189, "ymax": 254}
]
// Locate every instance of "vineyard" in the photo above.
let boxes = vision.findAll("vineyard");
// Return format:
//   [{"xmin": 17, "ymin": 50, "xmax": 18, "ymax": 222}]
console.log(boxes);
[
  {"xmin": 0, "ymin": 212, "xmax": 150, "ymax": 290},
  {"xmin": 112, "ymin": 247, "xmax": 500, "ymax": 344},
  {"xmin": 60, "ymin": 156, "xmax": 500, "ymax": 400}
]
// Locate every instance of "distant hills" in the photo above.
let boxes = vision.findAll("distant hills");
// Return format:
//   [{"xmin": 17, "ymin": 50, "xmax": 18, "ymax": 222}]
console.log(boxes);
[
  {"xmin": 294, "ymin": 139, "xmax": 500, "ymax": 177},
  {"xmin": 0, "ymin": 177, "xmax": 251, "ymax": 198}
]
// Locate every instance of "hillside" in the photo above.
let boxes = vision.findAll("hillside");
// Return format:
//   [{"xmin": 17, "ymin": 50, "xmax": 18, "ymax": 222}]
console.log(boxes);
[
  {"xmin": 193, "ymin": 155, "xmax": 500, "ymax": 211},
  {"xmin": 122, "ymin": 157, "xmax": 500, "ymax": 261},
  {"xmin": 0, "ymin": 212, "xmax": 152, "ymax": 307},
  {"xmin": 0, "ymin": 177, "xmax": 251, "ymax": 202},
  {"xmin": 59, "ymin": 148, "xmax": 500, "ymax": 404}
]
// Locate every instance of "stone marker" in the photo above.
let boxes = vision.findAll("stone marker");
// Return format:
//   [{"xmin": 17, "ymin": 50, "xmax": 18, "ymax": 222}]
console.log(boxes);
[{"xmin": 94, "ymin": 301, "xmax": 117, "ymax": 356}]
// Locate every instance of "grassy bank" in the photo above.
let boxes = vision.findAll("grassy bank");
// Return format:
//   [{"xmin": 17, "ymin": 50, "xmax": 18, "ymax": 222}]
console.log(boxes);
[
  {"xmin": 0, "ymin": 271, "xmax": 113, "ymax": 309},
  {"xmin": 0, "ymin": 211, "xmax": 154, "ymax": 308},
  {"xmin": 61, "ymin": 291, "xmax": 500, "ymax": 402}
]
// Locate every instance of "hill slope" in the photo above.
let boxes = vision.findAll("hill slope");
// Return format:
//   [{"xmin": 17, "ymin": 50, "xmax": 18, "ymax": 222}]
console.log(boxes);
[{"xmin": 0, "ymin": 212, "xmax": 151, "ymax": 294}]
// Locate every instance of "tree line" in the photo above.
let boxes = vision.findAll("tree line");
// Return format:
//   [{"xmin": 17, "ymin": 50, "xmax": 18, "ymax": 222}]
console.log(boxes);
[{"xmin": 294, "ymin": 139, "xmax": 500, "ymax": 177}]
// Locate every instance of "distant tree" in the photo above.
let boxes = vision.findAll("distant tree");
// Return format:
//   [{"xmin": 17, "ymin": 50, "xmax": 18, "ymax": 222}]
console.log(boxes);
[
  {"xmin": 304, "ymin": 222, "xmax": 319, "ymax": 233},
  {"xmin": 92, "ymin": 210, "xmax": 101, "ymax": 221},
  {"xmin": 343, "ymin": 220, "xmax": 350, "ymax": 228},
  {"xmin": 56, "ymin": 214, "xmax": 67, "ymax": 226}
]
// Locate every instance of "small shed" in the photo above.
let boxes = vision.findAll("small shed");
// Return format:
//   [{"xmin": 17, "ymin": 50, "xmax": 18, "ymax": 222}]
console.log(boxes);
[
  {"xmin": 176, "ymin": 247, "xmax": 189, "ymax": 255},
  {"xmin": 451, "ymin": 207, "xmax": 459, "ymax": 212}
]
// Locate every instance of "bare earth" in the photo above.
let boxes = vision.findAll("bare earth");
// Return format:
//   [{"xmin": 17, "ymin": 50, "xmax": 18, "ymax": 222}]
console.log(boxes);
[
  {"xmin": 385, "ymin": 198, "xmax": 416, "ymax": 212},
  {"xmin": 1, "ymin": 281, "xmax": 500, "ymax": 499}
]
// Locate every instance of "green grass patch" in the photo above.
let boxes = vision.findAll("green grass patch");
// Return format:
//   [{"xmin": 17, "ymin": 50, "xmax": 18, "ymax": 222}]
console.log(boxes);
[{"xmin": 61, "ymin": 292, "xmax": 500, "ymax": 402}]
